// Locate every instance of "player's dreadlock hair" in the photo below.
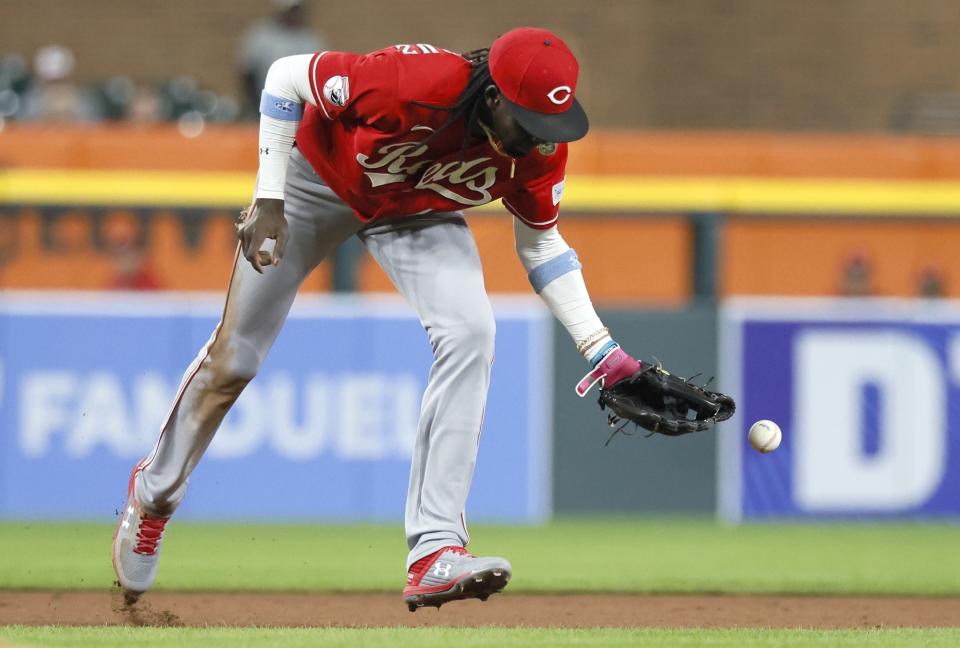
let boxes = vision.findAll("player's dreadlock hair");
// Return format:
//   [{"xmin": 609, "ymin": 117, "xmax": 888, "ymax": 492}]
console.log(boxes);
[{"xmin": 415, "ymin": 48, "xmax": 494, "ymax": 158}]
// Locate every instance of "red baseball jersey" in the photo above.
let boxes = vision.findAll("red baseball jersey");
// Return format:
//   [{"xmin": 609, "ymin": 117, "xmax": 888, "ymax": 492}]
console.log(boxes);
[{"xmin": 295, "ymin": 44, "xmax": 568, "ymax": 229}]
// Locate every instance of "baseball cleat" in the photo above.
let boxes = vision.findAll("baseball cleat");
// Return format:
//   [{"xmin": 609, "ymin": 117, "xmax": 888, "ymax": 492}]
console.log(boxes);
[
  {"xmin": 111, "ymin": 464, "xmax": 170, "ymax": 604},
  {"xmin": 403, "ymin": 546, "xmax": 511, "ymax": 612}
]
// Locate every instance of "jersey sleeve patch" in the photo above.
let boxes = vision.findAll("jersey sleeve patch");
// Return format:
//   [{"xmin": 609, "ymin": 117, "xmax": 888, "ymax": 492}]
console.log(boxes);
[
  {"xmin": 552, "ymin": 177, "xmax": 565, "ymax": 206},
  {"xmin": 322, "ymin": 75, "xmax": 350, "ymax": 108},
  {"xmin": 309, "ymin": 51, "xmax": 355, "ymax": 120}
]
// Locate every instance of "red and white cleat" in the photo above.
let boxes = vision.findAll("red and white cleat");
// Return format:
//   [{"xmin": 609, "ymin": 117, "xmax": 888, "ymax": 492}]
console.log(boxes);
[
  {"xmin": 111, "ymin": 464, "xmax": 170, "ymax": 604},
  {"xmin": 403, "ymin": 546, "xmax": 511, "ymax": 612}
]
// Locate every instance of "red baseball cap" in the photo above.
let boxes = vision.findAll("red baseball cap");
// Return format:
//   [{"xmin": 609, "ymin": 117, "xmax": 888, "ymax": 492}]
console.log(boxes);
[{"xmin": 488, "ymin": 27, "xmax": 589, "ymax": 143}]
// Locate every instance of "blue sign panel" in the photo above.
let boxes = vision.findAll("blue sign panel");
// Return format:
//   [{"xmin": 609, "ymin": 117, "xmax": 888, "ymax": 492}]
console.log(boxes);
[
  {"xmin": 0, "ymin": 293, "xmax": 551, "ymax": 522},
  {"xmin": 720, "ymin": 298, "xmax": 960, "ymax": 521}
]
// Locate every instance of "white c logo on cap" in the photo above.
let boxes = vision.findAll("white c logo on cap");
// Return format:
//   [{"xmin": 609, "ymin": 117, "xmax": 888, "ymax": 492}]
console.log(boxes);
[{"xmin": 547, "ymin": 85, "xmax": 572, "ymax": 105}]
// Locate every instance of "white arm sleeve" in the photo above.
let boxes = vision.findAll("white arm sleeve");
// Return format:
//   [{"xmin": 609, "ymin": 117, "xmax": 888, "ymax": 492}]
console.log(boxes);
[
  {"xmin": 255, "ymin": 54, "xmax": 319, "ymax": 200},
  {"xmin": 514, "ymin": 219, "xmax": 613, "ymax": 360}
]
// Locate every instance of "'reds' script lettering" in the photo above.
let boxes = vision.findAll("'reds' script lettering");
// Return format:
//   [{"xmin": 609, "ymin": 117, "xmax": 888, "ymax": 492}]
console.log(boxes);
[
  {"xmin": 356, "ymin": 135, "xmax": 499, "ymax": 206},
  {"xmin": 356, "ymin": 142, "xmax": 433, "ymax": 187},
  {"xmin": 414, "ymin": 158, "xmax": 496, "ymax": 205}
]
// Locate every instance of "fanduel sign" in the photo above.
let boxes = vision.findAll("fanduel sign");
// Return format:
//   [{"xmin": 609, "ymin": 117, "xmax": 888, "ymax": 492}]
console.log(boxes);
[
  {"xmin": 719, "ymin": 298, "xmax": 960, "ymax": 521},
  {"xmin": 0, "ymin": 293, "xmax": 552, "ymax": 522},
  {"xmin": 18, "ymin": 370, "xmax": 420, "ymax": 461}
]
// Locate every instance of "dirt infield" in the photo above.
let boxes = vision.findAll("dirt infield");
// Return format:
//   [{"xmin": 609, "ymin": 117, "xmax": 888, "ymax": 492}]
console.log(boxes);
[{"xmin": 2, "ymin": 591, "xmax": 959, "ymax": 628}]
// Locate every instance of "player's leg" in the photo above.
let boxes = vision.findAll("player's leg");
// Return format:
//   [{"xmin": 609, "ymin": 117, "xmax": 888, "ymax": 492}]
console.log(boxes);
[
  {"xmin": 114, "ymin": 150, "xmax": 361, "ymax": 600},
  {"xmin": 359, "ymin": 214, "xmax": 511, "ymax": 610},
  {"xmin": 138, "ymin": 149, "xmax": 360, "ymax": 513}
]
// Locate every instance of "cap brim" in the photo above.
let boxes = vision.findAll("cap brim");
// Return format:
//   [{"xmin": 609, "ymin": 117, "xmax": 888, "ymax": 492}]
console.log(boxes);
[{"xmin": 505, "ymin": 96, "xmax": 589, "ymax": 143}]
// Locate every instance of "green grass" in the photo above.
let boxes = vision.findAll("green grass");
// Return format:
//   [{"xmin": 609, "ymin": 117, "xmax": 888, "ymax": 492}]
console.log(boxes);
[
  {"xmin": 2, "ymin": 519, "xmax": 960, "ymax": 594},
  {"xmin": 3, "ymin": 627, "xmax": 960, "ymax": 648}
]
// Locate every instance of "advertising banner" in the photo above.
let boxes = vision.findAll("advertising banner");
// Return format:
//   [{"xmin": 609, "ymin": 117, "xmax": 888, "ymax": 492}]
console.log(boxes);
[
  {"xmin": 0, "ymin": 292, "xmax": 551, "ymax": 522},
  {"xmin": 720, "ymin": 298, "xmax": 960, "ymax": 521}
]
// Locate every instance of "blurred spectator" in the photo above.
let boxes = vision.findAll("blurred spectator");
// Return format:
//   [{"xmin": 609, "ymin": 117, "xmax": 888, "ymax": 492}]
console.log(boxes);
[
  {"xmin": 134, "ymin": 74, "xmax": 240, "ymax": 137},
  {"xmin": 917, "ymin": 265, "xmax": 946, "ymax": 298},
  {"xmin": 19, "ymin": 44, "xmax": 102, "ymax": 122},
  {"xmin": 108, "ymin": 241, "xmax": 161, "ymax": 290},
  {"xmin": 1, "ymin": 46, "xmax": 239, "ymax": 126},
  {"xmin": 95, "ymin": 75, "xmax": 137, "ymax": 121},
  {"xmin": 104, "ymin": 213, "xmax": 161, "ymax": 291},
  {"xmin": 839, "ymin": 251, "xmax": 872, "ymax": 296},
  {"xmin": 237, "ymin": 0, "xmax": 328, "ymax": 118},
  {"xmin": 128, "ymin": 85, "xmax": 164, "ymax": 124},
  {"xmin": 0, "ymin": 53, "xmax": 30, "ymax": 129},
  {"xmin": 0, "ymin": 53, "xmax": 30, "ymax": 94}
]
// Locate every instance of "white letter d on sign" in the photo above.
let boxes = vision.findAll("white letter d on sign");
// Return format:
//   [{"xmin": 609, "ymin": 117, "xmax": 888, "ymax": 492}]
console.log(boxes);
[{"xmin": 794, "ymin": 331, "xmax": 946, "ymax": 512}]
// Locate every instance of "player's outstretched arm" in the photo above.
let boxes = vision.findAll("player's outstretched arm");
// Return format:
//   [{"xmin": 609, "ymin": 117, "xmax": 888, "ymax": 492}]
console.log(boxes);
[
  {"xmin": 513, "ymin": 219, "xmax": 734, "ymax": 437},
  {"xmin": 512, "ymin": 219, "xmax": 641, "ymax": 390},
  {"xmin": 245, "ymin": 54, "xmax": 317, "ymax": 271}
]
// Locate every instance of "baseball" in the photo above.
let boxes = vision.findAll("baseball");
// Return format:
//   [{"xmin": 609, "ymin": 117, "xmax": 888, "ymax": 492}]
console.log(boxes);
[{"xmin": 748, "ymin": 419, "xmax": 782, "ymax": 453}]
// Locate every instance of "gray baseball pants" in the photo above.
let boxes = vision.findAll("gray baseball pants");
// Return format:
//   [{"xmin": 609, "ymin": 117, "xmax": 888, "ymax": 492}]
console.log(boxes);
[{"xmin": 136, "ymin": 148, "xmax": 494, "ymax": 568}]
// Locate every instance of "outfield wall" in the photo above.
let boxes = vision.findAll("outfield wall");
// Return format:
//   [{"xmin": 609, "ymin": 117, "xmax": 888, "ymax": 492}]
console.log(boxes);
[
  {"xmin": 553, "ymin": 305, "xmax": 719, "ymax": 515},
  {"xmin": 0, "ymin": 292, "xmax": 552, "ymax": 523},
  {"xmin": 5, "ymin": 126, "xmax": 960, "ymax": 520},
  {"xmin": 719, "ymin": 298, "xmax": 960, "ymax": 522},
  {"xmin": 3, "ymin": 293, "xmax": 960, "ymax": 521},
  {"xmin": 560, "ymin": 297, "xmax": 960, "ymax": 520},
  {"xmin": 8, "ymin": 127, "xmax": 960, "ymax": 301}
]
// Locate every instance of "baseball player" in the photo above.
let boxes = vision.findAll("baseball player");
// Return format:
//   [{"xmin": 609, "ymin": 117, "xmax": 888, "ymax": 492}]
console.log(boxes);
[{"xmin": 113, "ymin": 27, "xmax": 643, "ymax": 611}]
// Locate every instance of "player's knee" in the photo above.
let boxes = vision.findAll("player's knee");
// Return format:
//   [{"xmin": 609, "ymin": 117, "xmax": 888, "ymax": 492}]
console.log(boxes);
[
  {"xmin": 471, "ymin": 312, "xmax": 497, "ymax": 355},
  {"xmin": 206, "ymin": 338, "xmax": 262, "ymax": 390},
  {"xmin": 437, "ymin": 308, "xmax": 496, "ymax": 361}
]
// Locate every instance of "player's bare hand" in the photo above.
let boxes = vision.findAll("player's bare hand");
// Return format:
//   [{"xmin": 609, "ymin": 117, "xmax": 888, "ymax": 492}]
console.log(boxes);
[{"xmin": 237, "ymin": 198, "xmax": 288, "ymax": 274}]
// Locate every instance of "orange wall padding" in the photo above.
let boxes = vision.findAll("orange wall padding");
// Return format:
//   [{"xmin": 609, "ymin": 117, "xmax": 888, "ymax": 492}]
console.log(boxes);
[
  {"xmin": 0, "ymin": 209, "xmax": 686, "ymax": 303},
  {"xmin": 7, "ymin": 210, "xmax": 960, "ymax": 300},
  {"xmin": 564, "ymin": 131, "xmax": 960, "ymax": 179},
  {"xmin": 0, "ymin": 210, "xmax": 115, "ymax": 290},
  {"xmin": 5, "ymin": 126, "xmax": 960, "ymax": 301},
  {"xmin": 5, "ymin": 125, "xmax": 960, "ymax": 179},
  {"xmin": 0, "ymin": 210, "xmax": 330, "ymax": 293},
  {"xmin": 723, "ymin": 218, "xmax": 960, "ymax": 297},
  {"xmin": 0, "ymin": 126, "xmax": 258, "ymax": 171},
  {"xmin": 357, "ymin": 215, "xmax": 692, "ymax": 305}
]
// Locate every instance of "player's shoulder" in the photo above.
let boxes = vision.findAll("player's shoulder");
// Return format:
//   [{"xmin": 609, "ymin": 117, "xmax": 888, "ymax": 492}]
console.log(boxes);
[{"xmin": 367, "ymin": 44, "xmax": 470, "ymax": 106}]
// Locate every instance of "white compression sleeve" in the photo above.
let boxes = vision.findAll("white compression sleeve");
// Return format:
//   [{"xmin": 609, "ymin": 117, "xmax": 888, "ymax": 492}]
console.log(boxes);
[
  {"xmin": 255, "ymin": 54, "xmax": 318, "ymax": 200},
  {"xmin": 513, "ymin": 219, "xmax": 613, "ymax": 361}
]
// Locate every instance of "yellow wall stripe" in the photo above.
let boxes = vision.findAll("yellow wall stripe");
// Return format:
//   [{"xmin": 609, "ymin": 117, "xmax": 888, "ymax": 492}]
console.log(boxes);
[
  {"xmin": 0, "ymin": 170, "xmax": 253, "ymax": 209},
  {"xmin": 3, "ymin": 169, "xmax": 960, "ymax": 216}
]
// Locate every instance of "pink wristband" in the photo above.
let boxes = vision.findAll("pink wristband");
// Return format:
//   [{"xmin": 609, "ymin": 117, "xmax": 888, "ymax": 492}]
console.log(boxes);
[{"xmin": 575, "ymin": 347, "xmax": 642, "ymax": 396}]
